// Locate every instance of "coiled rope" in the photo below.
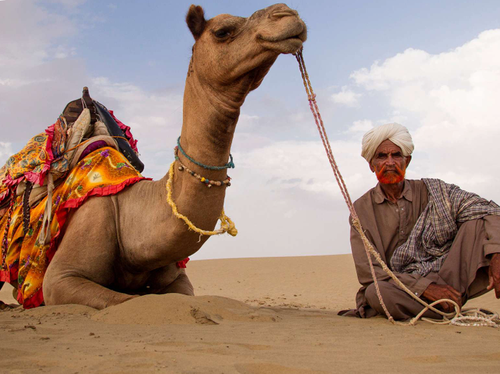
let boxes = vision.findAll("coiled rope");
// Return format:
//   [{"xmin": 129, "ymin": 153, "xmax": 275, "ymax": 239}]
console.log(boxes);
[{"xmin": 294, "ymin": 48, "xmax": 499, "ymax": 327}]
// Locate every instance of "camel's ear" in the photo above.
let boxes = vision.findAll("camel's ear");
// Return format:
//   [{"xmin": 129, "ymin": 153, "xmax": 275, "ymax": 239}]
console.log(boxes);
[{"xmin": 186, "ymin": 5, "xmax": 206, "ymax": 40}]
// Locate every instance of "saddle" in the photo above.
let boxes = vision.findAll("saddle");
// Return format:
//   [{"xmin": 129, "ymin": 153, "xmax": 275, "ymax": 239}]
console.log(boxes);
[
  {"xmin": 63, "ymin": 87, "xmax": 144, "ymax": 173},
  {"xmin": 0, "ymin": 87, "xmax": 144, "ymax": 242}
]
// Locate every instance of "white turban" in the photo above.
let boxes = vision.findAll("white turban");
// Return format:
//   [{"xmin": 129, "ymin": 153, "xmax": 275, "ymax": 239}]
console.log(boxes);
[{"xmin": 361, "ymin": 123, "xmax": 414, "ymax": 162}]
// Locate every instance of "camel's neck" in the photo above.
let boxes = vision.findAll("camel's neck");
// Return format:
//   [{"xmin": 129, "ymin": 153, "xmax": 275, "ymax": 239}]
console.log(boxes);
[
  {"xmin": 149, "ymin": 70, "xmax": 250, "ymax": 260},
  {"xmin": 179, "ymin": 73, "xmax": 246, "ymax": 168}
]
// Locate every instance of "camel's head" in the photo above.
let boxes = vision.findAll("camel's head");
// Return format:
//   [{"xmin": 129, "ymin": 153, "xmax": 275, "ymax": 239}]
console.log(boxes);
[{"xmin": 186, "ymin": 3, "xmax": 307, "ymax": 93}]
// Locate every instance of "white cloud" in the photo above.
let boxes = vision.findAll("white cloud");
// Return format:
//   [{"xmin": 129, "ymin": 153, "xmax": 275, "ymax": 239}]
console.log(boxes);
[
  {"xmin": 237, "ymin": 114, "xmax": 260, "ymax": 130},
  {"xmin": 44, "ymin": 0, "xmax": 87, "ymax": 8},
  {"xmin": 0, "ymin": 1, "xmax": 77, "ymax": 69},
  {"xmin": 347, "ymin": 119, "xmax": 373, "ymax": 134},
  {"xmin": 0, "ymin": 142, "xmax": 12, "ymax": 161},
  {"xmin": 0, "ymin": 0, "xmax": 85, "ymax": 146},
  {"xmin": 236, "ymin": 140, "xmax": 372, "ymax": 200},
  {"xmin": 330, "ymin": 86, "xmax": 362, "ymax": 107}
]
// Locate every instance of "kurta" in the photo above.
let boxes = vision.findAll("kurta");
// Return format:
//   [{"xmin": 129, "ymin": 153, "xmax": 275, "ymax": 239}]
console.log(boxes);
[{"xmin": 349, "ymin": 179, "xmax": 500, "ymax": 319}]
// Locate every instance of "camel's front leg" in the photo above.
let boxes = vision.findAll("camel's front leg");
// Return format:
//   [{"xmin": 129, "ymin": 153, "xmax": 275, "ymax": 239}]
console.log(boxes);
[
  {"xmin": 43, "ymin": 198, "xmax": 135, "ymax": 309},
  {"xmin": 43, "ymin": 272, "xmax": 136, "ymax": 309}
]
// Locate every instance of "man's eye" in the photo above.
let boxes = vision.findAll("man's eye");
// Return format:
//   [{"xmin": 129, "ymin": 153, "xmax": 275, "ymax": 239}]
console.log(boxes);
[{"xmin": 214, "ymin": 29, "xmax": 231, "ymax": 38}]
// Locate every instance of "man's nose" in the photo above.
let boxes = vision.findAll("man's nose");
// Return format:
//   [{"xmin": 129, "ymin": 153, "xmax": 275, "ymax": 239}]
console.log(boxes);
[{"xmin": 386, "ymin": 155, "xmax": 395, "ymax": 165}]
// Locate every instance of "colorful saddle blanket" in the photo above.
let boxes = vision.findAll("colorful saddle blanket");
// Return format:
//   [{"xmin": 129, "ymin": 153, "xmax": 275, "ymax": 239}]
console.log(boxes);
[
  {"xmin": 0, "ymin": 147, "xmax": 146, "ymax": 308},
  {"xmin": 0, "ymin": 131, "xmax": 53, "ymax": 191}
]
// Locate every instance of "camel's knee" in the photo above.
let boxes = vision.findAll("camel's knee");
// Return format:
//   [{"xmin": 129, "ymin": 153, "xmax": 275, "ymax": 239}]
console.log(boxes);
[
  {"xmin": 165, "ymin": 272, "xmax": 194, "ymax": 296},
  {"xmin": 42, "ymin": 264, "xmax": 72, "ymax": 306},
  {"xmin": 42, "ymin": 271, "xmax": 60, "ymax": 306}
]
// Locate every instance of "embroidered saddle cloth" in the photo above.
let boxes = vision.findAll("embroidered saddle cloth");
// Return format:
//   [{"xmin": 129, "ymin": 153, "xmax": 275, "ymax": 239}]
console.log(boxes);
[{"xmin": 0, "ymin": 147, "xmax": 146, "ymax": 308}]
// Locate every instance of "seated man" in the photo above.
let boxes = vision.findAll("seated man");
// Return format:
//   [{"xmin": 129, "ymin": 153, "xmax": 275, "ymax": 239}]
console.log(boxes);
[{"xmin": 345, "ymin": 123, "xmax": 500, "ymax": 320}]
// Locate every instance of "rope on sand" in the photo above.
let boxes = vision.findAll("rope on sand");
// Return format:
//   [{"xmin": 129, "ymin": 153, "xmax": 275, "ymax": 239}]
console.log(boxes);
[{"xmin": 294, "ymin": 48, "xmax": 499, "ymax": 328}]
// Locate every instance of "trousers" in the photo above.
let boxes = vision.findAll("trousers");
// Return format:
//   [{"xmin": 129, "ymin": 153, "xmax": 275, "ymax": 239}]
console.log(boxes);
[{"xmin": 365, "ymin": 219, "xmax": 492, "ymax": 320}]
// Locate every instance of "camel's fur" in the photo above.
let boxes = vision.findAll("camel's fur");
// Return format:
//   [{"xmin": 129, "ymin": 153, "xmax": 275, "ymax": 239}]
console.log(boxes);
[{"xmin": 40, "ymin": 4, "xmax": 307, "ymax": 309}]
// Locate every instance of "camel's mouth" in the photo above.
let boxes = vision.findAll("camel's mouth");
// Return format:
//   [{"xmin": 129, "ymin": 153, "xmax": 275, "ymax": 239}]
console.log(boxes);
[
  {"xmin": 256, "ymin": 12, "xmax": 307, "ymax": 54},
  {"xmin": 258, "ymin": 29, "xmax": 307, "ymax": 54}
]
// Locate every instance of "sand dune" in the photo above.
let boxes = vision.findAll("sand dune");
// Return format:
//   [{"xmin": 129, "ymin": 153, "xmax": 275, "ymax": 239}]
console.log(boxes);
[{"xmin": 1, "ymin": 254, "xmax": 499, "ymax": 373}]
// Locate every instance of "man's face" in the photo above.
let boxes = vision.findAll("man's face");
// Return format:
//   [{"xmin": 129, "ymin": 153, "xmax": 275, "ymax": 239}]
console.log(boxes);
[{"xmin": 369, "ymin": 140, "xmax": 411, "ymax": 184}]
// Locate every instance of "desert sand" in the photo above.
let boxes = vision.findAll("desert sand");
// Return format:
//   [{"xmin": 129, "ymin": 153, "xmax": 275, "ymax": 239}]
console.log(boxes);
[{"xmin": 1, "ymin": 254, "xmax": 499, "ymax": 373}]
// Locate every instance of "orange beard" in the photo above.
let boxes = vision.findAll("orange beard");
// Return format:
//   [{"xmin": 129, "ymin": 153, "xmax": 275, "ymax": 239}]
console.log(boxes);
[{"xmin": 376, "ymin": 164, "xmax": 405, "ymax": 184}]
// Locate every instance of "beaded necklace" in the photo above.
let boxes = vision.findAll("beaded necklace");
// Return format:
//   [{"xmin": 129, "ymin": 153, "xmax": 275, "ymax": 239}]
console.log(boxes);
[
  {"xmin": 165, "ymin": 138, "xmax": 237, "ymax": 238},
  {"xmin": 176, "ymin": 137, "xmax": 234, "ymax": 170},
  {"xmin": 174, "ymin": 152, "xmax": 231, "ymax": 188}
]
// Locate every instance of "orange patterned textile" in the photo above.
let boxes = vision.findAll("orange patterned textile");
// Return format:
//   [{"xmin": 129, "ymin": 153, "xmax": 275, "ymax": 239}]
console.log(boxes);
[
  {"xmin": 0, "ymin": 132, "xmax": 52, "ymax": 190},
  {"xmin": 0, "ymin": 147, "xmax": 147, "ymax": 308}
]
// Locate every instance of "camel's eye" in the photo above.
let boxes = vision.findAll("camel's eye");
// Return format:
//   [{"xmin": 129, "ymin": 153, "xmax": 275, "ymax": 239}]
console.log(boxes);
[{"xmin": 214, "ymin": 29, "xmax": 231, "ymax": 39}]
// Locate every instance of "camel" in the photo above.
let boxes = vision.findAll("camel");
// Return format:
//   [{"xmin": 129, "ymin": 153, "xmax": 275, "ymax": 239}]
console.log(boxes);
[{"xmin": 29, "ymin": 4, "xmax": 307, "ymax": 309}]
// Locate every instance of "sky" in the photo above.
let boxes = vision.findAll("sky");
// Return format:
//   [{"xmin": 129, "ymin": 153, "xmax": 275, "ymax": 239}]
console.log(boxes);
[{"xmin": 1, "ymin": 0, "xmax": 500, "ymax": 260}]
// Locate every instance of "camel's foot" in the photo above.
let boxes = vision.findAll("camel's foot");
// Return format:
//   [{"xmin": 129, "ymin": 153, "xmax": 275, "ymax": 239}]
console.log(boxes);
[{"xmin": 0, "ymin": 300, "xmax": 21, "ymax": 311}]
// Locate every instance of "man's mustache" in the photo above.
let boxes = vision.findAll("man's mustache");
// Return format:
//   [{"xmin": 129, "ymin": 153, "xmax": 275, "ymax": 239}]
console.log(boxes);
[{"xmin": 376, "ymin": 164, "xmax": 405, "ymax": 184}]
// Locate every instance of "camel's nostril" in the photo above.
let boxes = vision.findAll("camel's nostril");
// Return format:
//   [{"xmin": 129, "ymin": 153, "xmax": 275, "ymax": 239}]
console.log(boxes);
[{"xmin": 270, "ymin": 10, "xmax": 298, "ymax": 19}]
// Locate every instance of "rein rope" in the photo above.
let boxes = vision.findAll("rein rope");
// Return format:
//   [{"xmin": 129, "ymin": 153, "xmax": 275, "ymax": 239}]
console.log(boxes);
[{"xmin": 294, "ymin": 49, "xmax": 500, "ymax": 328}]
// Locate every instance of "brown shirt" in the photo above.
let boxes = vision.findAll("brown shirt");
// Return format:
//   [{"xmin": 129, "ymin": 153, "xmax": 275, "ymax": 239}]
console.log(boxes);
[
  {"xmin": 350, "ymin": 179, "xmax": 500, "ymax": 313},
  {"xmin": 350, "ymin": 179, "xmax": 433, "ymax": 312}
]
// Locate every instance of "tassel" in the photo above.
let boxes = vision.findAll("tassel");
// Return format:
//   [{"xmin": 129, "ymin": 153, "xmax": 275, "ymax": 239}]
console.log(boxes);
[
  {"xmin": 38, "ymin": 173, "xmax": 54, "ymax": 246},
  {"xmin": 22, "ymin": 182, "xmax": 33, "ymax": 235}
]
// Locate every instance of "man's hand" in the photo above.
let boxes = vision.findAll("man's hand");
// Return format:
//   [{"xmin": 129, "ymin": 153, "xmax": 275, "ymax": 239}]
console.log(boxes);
[
  {"xmin": 422, "ymin": 283, "xmax": 462, "ymax": 313},
  {"xmin": 487, "ymin": 253, "xmax": 500, "ymax": 298}
]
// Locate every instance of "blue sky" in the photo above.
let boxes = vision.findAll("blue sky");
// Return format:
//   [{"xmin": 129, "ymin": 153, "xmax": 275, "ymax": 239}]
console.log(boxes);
[{"xmin": 1, "ymin": 0, "xmax": 500, "ymax": 260}]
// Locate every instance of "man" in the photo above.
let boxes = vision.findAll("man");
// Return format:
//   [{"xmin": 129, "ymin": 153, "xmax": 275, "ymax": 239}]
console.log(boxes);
[{"xmin": 345, "ymin": 123, "xmax": 500, "ymax": 320}]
